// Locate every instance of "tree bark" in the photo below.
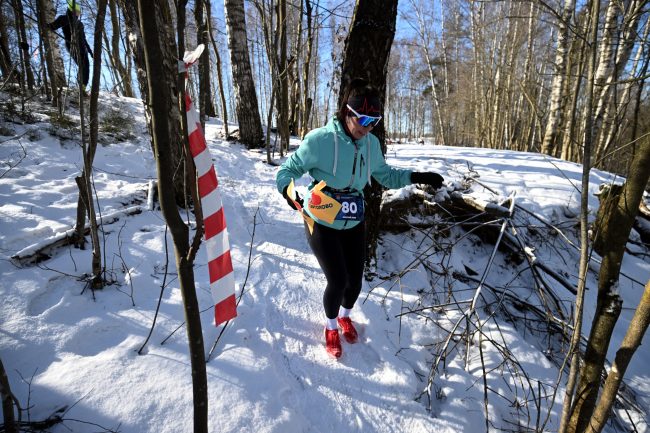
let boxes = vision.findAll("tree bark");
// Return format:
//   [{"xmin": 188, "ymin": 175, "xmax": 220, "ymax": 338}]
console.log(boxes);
[
  {"xmin": 278, "ymin": 0, "xmax": 290, "ymax": 154},
  {"xmin": 36, "ymin": 0, "xmax": 65, "ymax": 106},
  {"xmin": 205, "ymin": 1, "xmax": 229, "ymax": 137},
  {"xmin": 300, "ymin": 0, "xmax": 314, "ymax": 139},
  {"xmin": 0, "ymin": 358, "xmax": 17, "ymax": 433},
  {"xmin": 593, "ymin": 0, "xmax": 647, "ymax": 165},
  {"xmin": 108, "ymin": 0, "xmax": 134, "ymax": 97},
  {"xmin": 288, "ymin": 0, "xmax": 302, "ymax": 137},
  {"xmin": 336, "ymin": 0, "xmax": 397, "ymax": 272},
  {"xmin": 116, "ymin": 0, "xmax": 152, "ymax": 134},
  {"xmin": 560, "ymin": 8, "xmax": 587, "ymax": 162},
  {"xmin": 541, "ymin": 0, "xmax": 575, "ymax": 155},
  {"xmin": 195, "ymin": 0, "xmax": 216, "ymax": 124},
  {"xmin": 224, "ymin": 0, "xmax": 264, "ymax": 148},
  {"xmin": 137, "ymin": 2, "xmax": 208, "ymax": 432},
  {"xmin": 411, "ymin": 0, "xmax": 446, "ymax": 146},
  {"xmin": 12, "ymin": 0, "xmax": 35, "ymax": 90},
  {"xmin": 0, "ymin": 6, "xmax": 12, "ymax": 78},
  {"xmin": 586, "ymin": 278, "xmax": 650, "ymax": 433},
  {"xmin": 567, "ymin": 106, "xmax": 650, "ymax": 433},
  {"xmin": 84, "ymin": 0, "xmax": 109, "ymax": 288},
  {"xmin": 558, "ymin": 1, "xmax": 600, "ymax": 431}
]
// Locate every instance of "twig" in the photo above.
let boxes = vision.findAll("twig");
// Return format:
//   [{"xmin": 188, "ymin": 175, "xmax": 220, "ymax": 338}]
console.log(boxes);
[
  {"xmin": 138, "ymin": 225, "xmax": 170, "ymax": 355},
  {"xmin": 0, "ymin": 138, "xmax": 27, "ymax": 179}
]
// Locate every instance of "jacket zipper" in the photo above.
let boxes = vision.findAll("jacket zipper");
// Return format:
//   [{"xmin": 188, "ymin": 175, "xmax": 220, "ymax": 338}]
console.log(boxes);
[{"xmin": 347, "ymin": 145, "xmax": 358, "ymax": 189}]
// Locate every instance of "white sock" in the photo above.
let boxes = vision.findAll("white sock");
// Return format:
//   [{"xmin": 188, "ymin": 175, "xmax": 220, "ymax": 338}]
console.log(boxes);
[
  {"xmin": 326, "ymin": 318, "xmax": 338, "ymax": 330},
  {"xmin": 339, "ymin": 307, "xmax": 352, "ymax": 318}
]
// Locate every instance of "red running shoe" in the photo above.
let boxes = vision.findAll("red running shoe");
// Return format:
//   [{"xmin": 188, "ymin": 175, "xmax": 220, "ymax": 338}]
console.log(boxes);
[
  {"xmin": 337, "ymin": 317, "xmax": 358, "ymax": 344},
  {"xmin": 325, "ymin": 328, "xmax": 342, "ymax": 358}
]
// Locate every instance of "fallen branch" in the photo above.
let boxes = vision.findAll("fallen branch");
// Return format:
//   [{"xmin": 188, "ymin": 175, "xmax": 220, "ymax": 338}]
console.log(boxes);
[{"xmin": 11, "ymin": 183, "xmax": 156, "ymax": 265}]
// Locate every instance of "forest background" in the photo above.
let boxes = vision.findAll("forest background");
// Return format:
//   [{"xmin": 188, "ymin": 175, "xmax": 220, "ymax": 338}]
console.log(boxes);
[{"xmin": 3, "ymin": 0, "xmax": 648, "ymax": 173}]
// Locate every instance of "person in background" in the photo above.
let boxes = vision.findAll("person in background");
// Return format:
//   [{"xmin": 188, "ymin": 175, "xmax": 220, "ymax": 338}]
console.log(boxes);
[
  {"xmin": 48, "ymin": 0, "xmax": 93, "ymax": 95},
  {"xmin": 276, "ymin": 78, "xmax": 444, "ymax": 359}
]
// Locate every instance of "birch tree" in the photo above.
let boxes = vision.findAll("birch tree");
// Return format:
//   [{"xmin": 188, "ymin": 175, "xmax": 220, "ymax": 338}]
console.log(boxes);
[
  {"xmin": 205, "ymin": 1, "xmax": 229, "ymax": 137},
  {"xmin": 406, "ymin": 0, "xmax": 446, "ymax": 146},
  {"xmin": 301, "ymin": 0, "xmax": 315, "ymax": 138},
  {"xmin": 36, "ymin": 0, "xmax": 66, "ymax": 106},
  {"xmin": 592, "ymin": 0, "xmax": 648, "ymax": 164},
  {"xmin": 0, "ymin": 5, "xmax": 11, "ymax": 78},
  {"xmin": 116, "ymin": 0, "xmax": 150, "ymax": 121},
  {"xmin": 541, "ymin": 0, "xmax": 576, "ymax": 156},
  {"xmin": 108, "ymin": 0, "xmax": 134, "ymax": 97},
  {"xmin": 195, "ymin": 0, "xmax": 216, "ymax": 122}
]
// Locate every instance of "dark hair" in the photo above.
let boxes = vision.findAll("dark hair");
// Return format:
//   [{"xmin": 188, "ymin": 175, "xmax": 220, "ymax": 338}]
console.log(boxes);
[{"xmin": 336, "ymin": 78, "xmax": 381, "ymax": 122}]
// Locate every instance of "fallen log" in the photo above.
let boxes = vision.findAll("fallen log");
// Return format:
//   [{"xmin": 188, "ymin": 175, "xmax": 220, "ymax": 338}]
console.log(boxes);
[
  {"xmin": 11, "ymin": 205, "xmax": 145, "ymax": 265},
  {"xmin": 11, "ymin": 181, "xmax": 156, "ymax": 266}
]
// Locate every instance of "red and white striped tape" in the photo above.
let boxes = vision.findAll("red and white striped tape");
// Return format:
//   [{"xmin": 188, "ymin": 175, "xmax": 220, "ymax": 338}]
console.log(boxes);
[{"xmin": 185, "ymin": 91, "xmax": 237, "ymax": 326}]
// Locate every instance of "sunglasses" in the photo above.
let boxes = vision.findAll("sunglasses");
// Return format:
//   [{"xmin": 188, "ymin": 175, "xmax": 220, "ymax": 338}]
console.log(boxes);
[{"xmin": 346, "ymin": 104, "xmax": 382, "ymax": 127}]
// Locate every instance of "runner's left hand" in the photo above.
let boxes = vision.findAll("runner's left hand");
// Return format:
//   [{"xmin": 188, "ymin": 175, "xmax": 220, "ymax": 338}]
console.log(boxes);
[{"xmin": 411, "ymin": 172, "xmax": 444, "ymax": 189}]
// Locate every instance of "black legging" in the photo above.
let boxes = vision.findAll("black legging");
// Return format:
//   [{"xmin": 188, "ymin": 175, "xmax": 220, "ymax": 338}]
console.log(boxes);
[
  {"xmin": 71, "ymin": 51, "xmax": 90, "ymax": 87},
  {"xmin": 305, "ymin": 221, "xmax": 366, "ymax": 319}
]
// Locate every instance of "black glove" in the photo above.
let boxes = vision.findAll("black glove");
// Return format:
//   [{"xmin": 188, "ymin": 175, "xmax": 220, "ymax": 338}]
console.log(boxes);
[
  {"xmin": 411, "ymin": 172, "xmax": 444, "ymax": 189},
  {"xmin": 282, "ymin": 185, "xmax": 303, "ymax": 210}
]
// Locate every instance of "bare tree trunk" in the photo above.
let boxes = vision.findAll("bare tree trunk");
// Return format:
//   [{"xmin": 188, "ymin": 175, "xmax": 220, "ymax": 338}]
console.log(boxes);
[
  {"xmin": 337, "ymin": 0, "xmax": 397, "ymax": 271},
  {"xmin": 72, "ymin": 8, "xmax": 89, "ymax": 250},
  {"xmin": 137, "ymin": 2, "xmax": 208, "ymax": 433},
  {"xmin": 108, "ymin": 0, "xmax": 134, "ymax": 97},
  {"xmin": 558, "ymin": 0, "xmax": 600, "ymax": 431},
  {"xmin": 541, "ymin": 0, "xmax": 575, "ymax": 155},
  {"xmin": 0, "ymin": 358, "xmax": 17, "ymax": 433},
  {"xmin": 593, "ymin": 0, "xmax": 647, "ymax": 164},
  {"xmin": 101, "ymin": 24, "xmax": 123, "ymax": 95},
  {"xmin": 300, "ymin": 0, "xmax": 314, "ymax": 139},
  {"xmin": 470, "ymin": 1, "xmax": 485, "ymax": 147},
  {"xmin": 586, "ymin": 278, "xmax": 650, "ymax": 433},
  {"xmin": 596, "ymin": 18, "xmax": 649, "ymax": 167},
  {"xmin": 0, "ymin": 6, "xmax": 12, "ymax": 78},
  {"xmin": 36, "ymin": 0, "xmax": 62, "ymax": 106},
  {"xmin": 205, "ymin": 2, "xmax": 229, "ymax": 137},
  {"xmin": 116, "ymin": 0, "xmax": 151, "ymax": 127},
  {"xmin": 224, "ymin": 0, "xmax": 264, "ymax": 148},
  {"xmin": 195, "ymin": 0, "xmax": 216, "ymax": 124},
  {"xmin": 568, "ymin": 129, "xmax": 650, "ymax": 433},
  {"xmin": 278, "ymin": 0, "xmax": 289, "ymax": 153},
  {"xmin": 12, "ymin": 0, "xmax": 35, "ymax": 90},
  {"xmin": 288, "ymin": 0, "xmax": 302, "ymax": 137},
  {"xmin": 265, "ymin": 80, "xmax": 275, "ymax": 164},
  {"xmin": 148, "ymin": 0, "xmax": 186, "ymax": 205},
  {"xmin": 411, "ymin": 0, "xmax": 446, "ymax": 146},
  {"xmin": 81, "ymin": 0, "xmax": 109, "ymax": 288},
  {"xmin": 560, "ymin": 8, "xmax": 589, "ymax": 163},
  {"xmin": 514, "ymin": 2, "xmax": 535, "ymax": 152}
]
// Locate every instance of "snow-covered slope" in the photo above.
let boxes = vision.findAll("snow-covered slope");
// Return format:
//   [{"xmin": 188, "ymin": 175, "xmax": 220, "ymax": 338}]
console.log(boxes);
[{"xmin": 1, "ymin": 92, "xmax": 648, "ymax": 432}]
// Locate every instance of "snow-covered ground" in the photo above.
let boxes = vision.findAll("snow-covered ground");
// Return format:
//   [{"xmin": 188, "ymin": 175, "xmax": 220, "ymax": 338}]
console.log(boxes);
[{"xmin": 1, "ymin": 92, "xmax": 648, "ymax": 432}]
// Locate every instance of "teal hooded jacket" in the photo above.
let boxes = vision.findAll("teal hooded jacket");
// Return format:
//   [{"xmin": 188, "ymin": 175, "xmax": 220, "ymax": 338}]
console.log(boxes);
[{"xmin": 276, "ymin": 117, "xmax": 413, "ymax": 230}]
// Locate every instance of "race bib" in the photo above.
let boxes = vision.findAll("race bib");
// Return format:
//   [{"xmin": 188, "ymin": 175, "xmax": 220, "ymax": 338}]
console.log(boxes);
[{"xmin": 332, "ymin": 193, "xmax": 364, "ymax": 221}]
